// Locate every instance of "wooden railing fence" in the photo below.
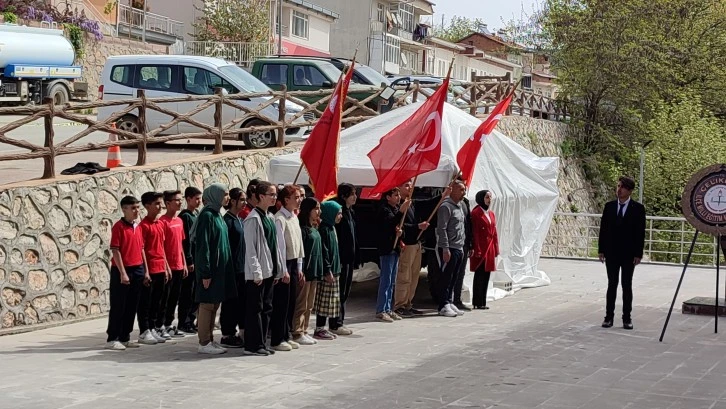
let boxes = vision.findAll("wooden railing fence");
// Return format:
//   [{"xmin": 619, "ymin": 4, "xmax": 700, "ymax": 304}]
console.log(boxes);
[{"xmin": 0, "ymin": 80, "xmax": 566, "ymax": 180}]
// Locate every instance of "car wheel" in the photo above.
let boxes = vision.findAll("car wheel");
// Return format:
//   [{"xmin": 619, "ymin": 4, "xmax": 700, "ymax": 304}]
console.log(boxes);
[
  {"xmin": 116, "ymin": 115, "xmax": 141, "ymax": 140},
  {"xmin": 241, "ymin": 119, "xmax": 276, "ymax": 149},
  {"xmin": 47, "ymin": 83, "xmax": 69, "ymax": 106}
]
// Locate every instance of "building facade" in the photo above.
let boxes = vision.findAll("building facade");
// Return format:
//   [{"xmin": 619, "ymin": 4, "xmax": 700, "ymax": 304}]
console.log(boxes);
[{"xmin": 271, "ymin": 0, "xmax": 339, "ymax": 56}]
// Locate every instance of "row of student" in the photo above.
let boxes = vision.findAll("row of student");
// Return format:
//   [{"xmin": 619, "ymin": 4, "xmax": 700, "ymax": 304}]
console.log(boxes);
[{"xmin": 105, "ymin": 177, "xmax": 501, "ymax": 354}]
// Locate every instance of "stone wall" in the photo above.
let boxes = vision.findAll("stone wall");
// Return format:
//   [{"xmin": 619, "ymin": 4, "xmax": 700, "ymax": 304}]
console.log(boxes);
[
  {"xmin": 498, "ymin": 117, "xmax": 599, "ymax": 258},
  {"xmin": 81, "ymin": 37, "xmax": 169, "ymax": 101},
  {"xmin": 0, "ymin": 147, "xmax": 295, "ymax": 333}
]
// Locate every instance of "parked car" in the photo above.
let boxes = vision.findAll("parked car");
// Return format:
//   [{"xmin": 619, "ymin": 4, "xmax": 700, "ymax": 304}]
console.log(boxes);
[
  {"xmin": 251, "ymin": 57, "xmax": 382, "ymax": 111},
  {"xmin": 97, "ymin": 55, "xmax": 311, "ymax": 149}
]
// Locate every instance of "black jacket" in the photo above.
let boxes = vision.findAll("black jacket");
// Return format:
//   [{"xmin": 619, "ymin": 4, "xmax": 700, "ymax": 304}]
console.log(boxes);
[
  {"xmin": 377, "ymin": 202, "xmax": 405, "ymax": 255},
  {"xmin": 402, "ymin": 195, "xmax": 443, "ymax": 245},
  {"xmin": 334, "ymin": 198, "xmax": 358, "ymax": 265},
  {"xmin": 598, "ymin": 199, "xmax": 646, "ymax": 259},
  {"xmin": 461, "ymin": 197, "xmax": 473, "ymax": 250},
  {"xmin": 223, "ymin": 212, "xmax": 245, "ymax": 275}
]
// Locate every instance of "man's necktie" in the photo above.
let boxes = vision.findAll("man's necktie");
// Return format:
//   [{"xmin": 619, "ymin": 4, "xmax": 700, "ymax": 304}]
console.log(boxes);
[{"xmin": 617, "ymin": 203, "xmax": 625, "ymax": 220}]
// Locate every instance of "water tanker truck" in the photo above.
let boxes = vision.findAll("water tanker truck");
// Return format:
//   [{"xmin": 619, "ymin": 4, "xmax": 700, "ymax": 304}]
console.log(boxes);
[{"xmin": 0, "ymin": 23, "xmax": 87, "ymax": 105}]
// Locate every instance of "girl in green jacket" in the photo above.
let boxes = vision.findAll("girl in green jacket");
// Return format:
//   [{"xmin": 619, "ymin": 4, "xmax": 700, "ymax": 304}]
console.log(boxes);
[
  {"xmin": 292, "ymin": 197, "xmax": 322, "ymax": 345},
  {"xmin": 313, "ymin": 200, "xmax": 343, "ymax": 341}
]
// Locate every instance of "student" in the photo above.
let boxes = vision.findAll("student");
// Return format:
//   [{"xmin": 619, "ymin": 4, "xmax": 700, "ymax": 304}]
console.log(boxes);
[
  {"xmin": 220, "ymin": 188, "xmax": 247, "ymax": 348},
  {"xmin": 158, "ymin": 190, "xmax": 188, "ymax": 338},
  {"xmin": 239, "ymin": 179, "xmax": 260, "ymax": 220},
  {"xmin": 137, "ymin": 191, "xmax": 172, "ymax": 344},
  {"xmin": 331, "ymin": 183, "xmax": 357, "ymax": 336},
  {"xmin": 177, "ymin": 186, "xmax": 202, "ymax": 334},
  {"xmin": 312, "ymin": 200, "xmax": 344, "ymax": 340},
  {"xmin": 190, "ymin": 183, "xmax": 236, "ymax": 354},
  {"xmin": 375, "ymin": 188, "xmax": 410, "ymax": 322},
  {"xmin": 292, "ymin": 197, "xmax": 322, "ymax": 345},
  {"xmin": 105, "ymin": 196, "xmax": 147, "ymax": 350},
  {"xmin": 436, "ymin": 180, "xmax": 467, "ymax": 318},
  {"xmin": 243, "ymin": 181, "xmax": 286, "ymax": 356},
  {"xmin": 271, "ymin": 185, "xmax": 305, "ymax": 351}
]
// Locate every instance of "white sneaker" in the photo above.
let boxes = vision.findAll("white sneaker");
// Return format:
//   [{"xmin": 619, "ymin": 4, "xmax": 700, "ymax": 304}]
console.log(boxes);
[
  {"xmin": 293, "ymin": 335, "xmax": 315, "ymax": 346},
  {"xmin": 150, "ymin": 329, "xmax": 166, "ymax": 343},
  {"xmin": 167, "ymin": 326, "xmax": 185, "ymax": 338},
  {"xmin": 159, "ymin": 327, "xmax": 172, "ymax": 340},
  {"xmin": 439, "ymin": 304, "xmax": 457, "ymax": 318},
  {"xmin": 305, "ymin": 334, "xmax": 318, "ymax": 344},
  {"xmin": 198, "ymin": 343, "xmax": 226, "ymax": 355},
  {"xmin": 122, "ymin": 341, "xmax": 141, "ymax": 348},
  {"xmin": 212, "ymin": 341, "xmax": 226, "ymax": 351},
  {"xmin": 105, "ymin": 341, "xmax": 126, "ymax": 350},
  {"xmin": 273, "ymin": 342, "xmax": 293, "ymax": 352},
  {"xmin": 139, "ymin": 330, "xmax": 158, "ymax": 345},
  {"xmin": 288, "ymin": 339, "xmax": 300, "ymax": 349},
  {"xmin": 449, "ymin": 303, "xmax": 464, "ymax": 316}
]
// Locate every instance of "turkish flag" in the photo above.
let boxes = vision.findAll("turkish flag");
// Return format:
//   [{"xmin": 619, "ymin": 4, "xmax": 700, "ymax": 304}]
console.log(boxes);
[
  {"xmin": 300, "ymin": 61, "xmax": 355, "ymax": 200},
  {"xmin": 456, "ymin": 94, "xmax": 513, "ymax": 188},
  {"xmin": 366, "ymin": 78, "xmax": 450, "ymax": 196}
]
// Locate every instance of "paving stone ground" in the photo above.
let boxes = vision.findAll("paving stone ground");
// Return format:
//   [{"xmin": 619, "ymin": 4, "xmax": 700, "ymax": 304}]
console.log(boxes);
[{"xmin": 1, "ymin": 259, "xmax": 726, "ymax": 409}]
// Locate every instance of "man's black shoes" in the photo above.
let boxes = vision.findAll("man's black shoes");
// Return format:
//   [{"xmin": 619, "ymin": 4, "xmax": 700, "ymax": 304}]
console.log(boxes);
[
  {"xmin": 623, "ymin": 320, "xmax": 634, "ymax": 330},
  {"xmin": 601, "ymin": 318, "xmax": 614, "ymax": 328}
]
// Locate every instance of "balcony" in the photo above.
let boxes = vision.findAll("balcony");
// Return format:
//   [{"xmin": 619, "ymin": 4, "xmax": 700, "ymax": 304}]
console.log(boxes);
[
  {"xmin": 117, "ymin": 3, "xmax": 184, "ymax": 45},
  {"xmin": 185, "ymin": 42, "xmax": 274, "ymax": 67}
]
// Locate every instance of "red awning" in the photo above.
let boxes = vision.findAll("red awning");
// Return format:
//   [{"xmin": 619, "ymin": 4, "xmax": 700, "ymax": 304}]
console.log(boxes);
[{"xmin": 280, "ymin": 40, "xmax": 330, "ymax": 57}]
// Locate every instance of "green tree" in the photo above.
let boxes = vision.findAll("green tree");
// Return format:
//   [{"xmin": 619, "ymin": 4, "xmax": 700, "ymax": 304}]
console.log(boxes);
[
  {"xmin": 193, "ymin": 0, "xmax": 270, "ymax": 43},
  {"xmin": 543, "ymin": 0, "xmax": 726, "ymax": 208},
  {"xmin": 433, "ymin": 16, "xmax": 488, "ymax": 43}
]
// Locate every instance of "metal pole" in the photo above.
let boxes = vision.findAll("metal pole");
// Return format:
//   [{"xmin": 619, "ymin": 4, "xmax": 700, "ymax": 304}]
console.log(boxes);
[
  {"xmin": 142, "ymin": 1, "xmax": 147, "ymax": 43},
  {"xmin": 638, "ymin": 147, "xmax": 645, "ymax": 203},
  {"xmin": 660, "ymin": 230, "xmax": 699, "ymax": 342},
  {"xmin": 717, "ymin": 228, "xmax": 721, "ymax": 334},
  {"xmin": 277, "ymin": 0, "xmax": 283, "ymax": 55}
]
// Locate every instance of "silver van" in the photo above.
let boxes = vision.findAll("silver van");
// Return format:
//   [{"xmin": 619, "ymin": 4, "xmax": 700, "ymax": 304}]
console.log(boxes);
[{"xmin": 97, "ymin": 55, "xmax": 310, "ymax": 149}]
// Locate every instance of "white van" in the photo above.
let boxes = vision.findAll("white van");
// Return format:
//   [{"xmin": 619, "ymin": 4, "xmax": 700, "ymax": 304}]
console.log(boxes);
[{"xmin": 97, "ymin": 55, "xmax": 311, "ymax": 149}]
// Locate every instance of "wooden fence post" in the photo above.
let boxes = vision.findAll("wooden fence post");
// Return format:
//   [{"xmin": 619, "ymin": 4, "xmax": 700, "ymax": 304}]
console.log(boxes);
[
  {"xmin": 277, "ymin": 85, "xmax": 287, "ymax": 148},
  {"xmin": 42, "ymin": 97, "xmax": 56, "ymax": 179},
  {"xmin": 136, "ymin": 90, "xmax": 147, "ymax": 166},
  {"xmin": 469, "ymin": 72, "xmax": 477, "ymax": 116},
  {"xmin": 213, "ymin": 87, "xmax": 224, "ymax": 154},
  {"xmin": 412, "ymin": 80, "xmax": 420, "ymax": 103}
]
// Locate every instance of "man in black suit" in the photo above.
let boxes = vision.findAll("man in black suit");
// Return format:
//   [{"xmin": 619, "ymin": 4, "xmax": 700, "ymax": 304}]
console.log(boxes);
[{"xmin": 598, "ymin": 176, "xmax": 646, "ymax": 330}]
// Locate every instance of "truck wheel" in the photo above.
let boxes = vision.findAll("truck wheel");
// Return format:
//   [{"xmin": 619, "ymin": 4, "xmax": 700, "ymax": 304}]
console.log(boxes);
[
  {"xmin": 116, "ymin": 115, "xmax": 141, "ymax": 140},
  {"xmin": 48, "ymin": 83, "xmax": 69, "ymax": 106},
  {"xmin": 241, "ymin": 119, "xmax": 276, "ymax": 149}
]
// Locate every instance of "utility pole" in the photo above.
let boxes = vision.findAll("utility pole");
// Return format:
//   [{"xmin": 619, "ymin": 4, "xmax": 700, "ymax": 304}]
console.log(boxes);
[{"xmin": 277, "ymin": 0, "xmax": 283, "ymax": 55}]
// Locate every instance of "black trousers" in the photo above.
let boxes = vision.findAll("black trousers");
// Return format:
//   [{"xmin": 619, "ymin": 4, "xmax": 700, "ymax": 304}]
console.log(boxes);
[
  {"xmin": 271, "ymin": 261, "xmax": 299, "ymax": 346},
  {"xmin": 453, "ymin": 246, "xmax": 469, "ymax": 304},
  {"xmin": 106, "ymin": 266, "xmax": 143, "ymax": 342},
  {"xmin": 157, "ymin": 270, "xmax": 183, "ymax": 328},
  {"xmin": 437, "ymin": 248, "xmax": 464, "ymax": 310},
  {"xmin": 220, "ymin": 274, "xmax": 245, "ymax": 337},
  {"xmin": 137, "ymin": 273, "xmax": 166, "ymax": 333},
  {"xmin": 605, "ymin": 255, "xmax": 636, "ymax": 320},
  {"xmin": 330, "ymin": 262, "xmax": 354, "ymax": 329},
  {"xmin": 244, "ymin": 277, "xmax": 274, "ymax": 351},
  {"xmin": 472, "ymin": 267, "xmax": 491, "ymax": 308},
  {"xmin": 177, "ymin": 271, "xmax": 197, "ymax": 328}
]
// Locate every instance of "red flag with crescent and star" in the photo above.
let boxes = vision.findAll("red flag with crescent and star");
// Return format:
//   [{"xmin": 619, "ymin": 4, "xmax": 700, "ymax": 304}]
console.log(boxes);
[
  {"xmin": 300, "ymin": 60, "xmax": 355, "ymax": 201},
  {"xmin": 456, "ymin": 93, "xmax": 513, "ymax": 188},
  {"xmin": 363, "ymin": 77, "xmax": 450, "ymax": 199}
]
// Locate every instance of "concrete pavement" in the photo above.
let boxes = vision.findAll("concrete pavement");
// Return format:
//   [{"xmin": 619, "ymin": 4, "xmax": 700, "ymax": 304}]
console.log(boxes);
[{"xmin": 1, "ymin": 259, "xmax": 725, "ymax": 409}]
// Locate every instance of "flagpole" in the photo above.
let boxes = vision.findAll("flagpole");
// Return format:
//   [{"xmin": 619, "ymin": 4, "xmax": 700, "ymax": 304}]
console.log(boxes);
[
  {"xmin": 294, "ymin": 48, "xmax": 358, "ymax": 186},
  {"xmin": 393, "ymin": 174, "xmax": 419, "ymax": 249}
]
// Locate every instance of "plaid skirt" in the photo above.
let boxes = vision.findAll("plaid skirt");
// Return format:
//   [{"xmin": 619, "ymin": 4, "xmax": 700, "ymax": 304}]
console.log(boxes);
[{"xmin": 312, "ymin": 278, "xmax": 340, "ymax": 318}]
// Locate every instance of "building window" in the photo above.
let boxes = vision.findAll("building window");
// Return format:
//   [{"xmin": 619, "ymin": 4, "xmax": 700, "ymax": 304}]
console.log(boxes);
[
  {"xmin": 395, "ymin": 3, "xmax": 415, "ymax": 33},
  {"xmin": 292, "ymin": 11, "xmax": 309, "ymax": 39},
  {"xmin": 385, "ymin": 36, "xmax": 400, "ymax": 65},
  {"xmin": 377, "ymin": 3, "xmax": 385, "ymax": 22}
]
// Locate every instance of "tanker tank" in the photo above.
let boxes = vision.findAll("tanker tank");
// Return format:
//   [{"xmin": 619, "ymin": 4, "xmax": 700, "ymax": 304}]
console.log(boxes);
[{"xmin": 0, "ymin": 24, "xmax": 76, "ymax": 68}]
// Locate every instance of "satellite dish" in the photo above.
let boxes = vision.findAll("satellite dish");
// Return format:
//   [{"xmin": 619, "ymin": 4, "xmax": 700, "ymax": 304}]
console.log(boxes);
[{"xmin": 400, "ymin": 53, "xmax": 408, "ymax": 66}]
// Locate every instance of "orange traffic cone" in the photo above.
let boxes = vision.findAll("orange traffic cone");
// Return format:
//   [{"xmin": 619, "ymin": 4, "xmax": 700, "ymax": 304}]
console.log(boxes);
[{"xmin": 106, "ymin": 123, "xmax": 122, "ymax": 168}]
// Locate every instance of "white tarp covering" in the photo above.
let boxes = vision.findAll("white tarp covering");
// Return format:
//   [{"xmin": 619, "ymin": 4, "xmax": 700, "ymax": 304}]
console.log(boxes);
[{"xmin": 268, "ymin": 102, "xmax": 558, "ymax": 301}]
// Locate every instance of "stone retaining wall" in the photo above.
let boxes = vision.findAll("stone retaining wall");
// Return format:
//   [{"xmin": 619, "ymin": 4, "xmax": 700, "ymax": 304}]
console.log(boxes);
[{"xmin": 0, "ymin": 147, "xmax": 295, "ymax": 332}]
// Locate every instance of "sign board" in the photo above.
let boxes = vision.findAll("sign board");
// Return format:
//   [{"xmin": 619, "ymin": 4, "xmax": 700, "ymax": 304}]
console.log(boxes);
[{"xmin": 682, "ymin": 164, "xmax": 726, "ymax": 236}]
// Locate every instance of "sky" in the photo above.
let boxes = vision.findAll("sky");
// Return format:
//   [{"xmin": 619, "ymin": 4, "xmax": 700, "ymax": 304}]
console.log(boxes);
[{"xmin": 427, "ymin": 0, "xmax": 542, "ymax": 31}]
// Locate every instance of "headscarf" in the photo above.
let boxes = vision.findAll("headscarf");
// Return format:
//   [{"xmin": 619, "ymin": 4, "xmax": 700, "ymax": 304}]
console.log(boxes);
[
  {"xmin": 475, "ymin": 190, "xmax": 490, "ymax": 211},
  {"xmin": 320, "ymin": 200, "xmax": 342, "ymax": 226},
  {"xmin": 190, "ymin": 183, "xmax": 228, "ymax": 244}
]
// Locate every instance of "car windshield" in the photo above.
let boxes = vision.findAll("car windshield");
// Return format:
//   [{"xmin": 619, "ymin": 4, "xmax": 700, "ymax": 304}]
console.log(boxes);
[
  {"xmin": 318, "ymin": 61, "xmax": 344, "ymax": 82},
  {"xmin": 354, "ymin": 64, "xmax": 390, "ymax": 86},
  {"xmin": 219, "ymin": 65, "xmax": 270, "ymax": 93}
]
